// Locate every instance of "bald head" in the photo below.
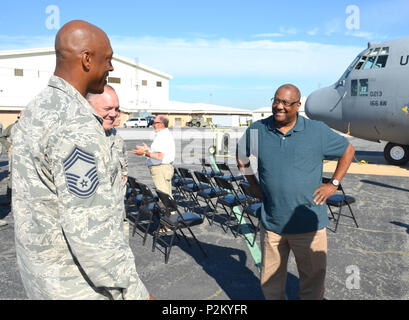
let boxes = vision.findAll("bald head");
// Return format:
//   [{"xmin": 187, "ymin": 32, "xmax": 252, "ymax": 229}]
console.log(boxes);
[
  {"xmin": 55, "ymin": 20, "xmax": 107, "ymax": 64},
  {"xmin": 54, "ymin": 20, "xmax": 114, "ymax": 97},
  {"xmin": 153, "ymin": 114, "xmax": 169, "ymax": 132},
  {"xmin": 275, "ymin": 84, "xmax": 301, "ymax": 101},
  {"xmin": 87, "ymin": 85, "xmax": 119, "ymax": 131}
]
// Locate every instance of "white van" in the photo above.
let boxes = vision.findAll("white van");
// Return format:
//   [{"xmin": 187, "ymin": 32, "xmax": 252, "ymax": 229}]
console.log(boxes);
[{"xmin": 123, "ymin": 117, "xmax": 148, "ymax": 128}]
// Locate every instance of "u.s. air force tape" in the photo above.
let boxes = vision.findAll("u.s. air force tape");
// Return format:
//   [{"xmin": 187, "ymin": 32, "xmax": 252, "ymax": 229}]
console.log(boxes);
[{"xmin": 63, "ymin": 146, "xmax": 99, "ymax": 198}]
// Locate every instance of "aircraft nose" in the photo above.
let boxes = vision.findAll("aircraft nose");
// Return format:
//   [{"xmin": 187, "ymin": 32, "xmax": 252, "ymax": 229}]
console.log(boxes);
[{"xmin": 305, "ymin": 86, "xmax": 344, "ymax": 125}]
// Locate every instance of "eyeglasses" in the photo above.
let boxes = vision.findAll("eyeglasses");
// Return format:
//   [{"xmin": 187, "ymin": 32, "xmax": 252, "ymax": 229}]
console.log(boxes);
[
  {"xmin": 153, "ymin": 121, "xmax": 162, "ymax": 124},
  {"xmin": 271, "ymin": 98, "xmax": 300, "ymax": 107}
]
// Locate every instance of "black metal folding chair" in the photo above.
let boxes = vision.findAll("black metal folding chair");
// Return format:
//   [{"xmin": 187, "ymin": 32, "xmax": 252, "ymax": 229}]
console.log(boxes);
[
  {"xmin": 125, "ymin": 176, "xmax": 143, "ymax": 218},
  {"xmin": 130, "ymin": 182, "xmax": 160, "ymax": 245},
  {"xmin": 239, "ymin": 182, "xmax": 262, "ymax": 246},
  {"xmin": 213, "ymin": 176, "xmax": 248, "ymax": 237},
  {"xmin": 153, "ymin": 190, "xmax": 208, "ymax": 264},
  {"xmin": 215, "ymin": 162, "xmax": 245, "ymax": 194},
  {"xmin": 200, "ymin": 158, "xmax": 224, "ymax": 179},
  {"xmin": 177, "ymin": 167, "xmax": 202, "ymax": 206},
  {"xmin": 193, "ymin": 171, "xmax": 228, "ymax": 225},
  {"xmin": 322, "ymin": 177, "xmax": 359, "ymax": 233}
]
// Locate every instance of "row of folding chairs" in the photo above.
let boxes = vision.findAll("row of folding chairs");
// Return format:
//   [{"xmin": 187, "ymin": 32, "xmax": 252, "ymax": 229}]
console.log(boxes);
[
  {"xmin": 126, "ymin": 177, "xmax": 208, "ymax": 264},
  {"xmin": 171, "ymin": 161, "xmax": 262, "ymax": 244},
  {"xmin": 172, "ymin": 159, "xmax": 358, "ymax": 238}
]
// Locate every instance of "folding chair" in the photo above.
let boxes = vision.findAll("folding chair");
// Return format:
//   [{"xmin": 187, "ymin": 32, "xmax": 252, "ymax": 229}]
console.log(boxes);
[
  {"xmin": 153, "ymin": 190, "xmax": 208, "ymax": 264},
  {"xmin": 125, "ymin": 176, "xmax": 143, "ymax": 217},
  {"xmin": 322, "ymin": 177, "xmax": 359, "ymax": 232},
  {"xmin": 239, "ymin": 182, "xmax": 262, "ymax": 246},
  {"xmin": 131, "ymin": 182, "xmax": 160, "ymax": 245},
  {"xmin": 215, "ymin": 162, "xmax": 245, "ymax": 193},
  {"xmin": 193, "ymin": 171, "xmax": 228, "ymax": 225},
  {"xmin": 200, "ymin": 158, "xmax": 223, "ymax": 178},
  {"xmin": 177, "ymin": 167, "xmax": 202, "ymax": 206},
  {"xmin": 213, "ymin": 176, "xmax": 248, "ymax": 237},
  {"xmin": 171, "ymin": 167, "xmax": 187, "ymax": 199}
]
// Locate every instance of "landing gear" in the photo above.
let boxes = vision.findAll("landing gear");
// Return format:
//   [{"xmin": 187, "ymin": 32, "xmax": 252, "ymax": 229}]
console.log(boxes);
[{"xmin": 384, "ymin": 142, "xmax": 409, "ymax": 165}]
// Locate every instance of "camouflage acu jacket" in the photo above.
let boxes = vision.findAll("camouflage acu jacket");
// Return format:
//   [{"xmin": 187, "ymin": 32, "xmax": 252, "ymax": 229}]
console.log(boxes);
[
  {"xmin": 12, "ymin": 76, "xmax": 149, "ymax": 300},
  {"xmin": 107, "ymin": 128, "xmax": 128, "ymax": 178}
]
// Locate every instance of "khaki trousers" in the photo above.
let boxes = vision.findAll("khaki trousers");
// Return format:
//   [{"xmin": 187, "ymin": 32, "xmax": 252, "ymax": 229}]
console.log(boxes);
[
  {"xmin": 260, "ymin": 225, "xmax": 327, "ymax": 300},
  {"xmin": 149, "ymin": 164, "xmax": 174, "ymax": 197}
]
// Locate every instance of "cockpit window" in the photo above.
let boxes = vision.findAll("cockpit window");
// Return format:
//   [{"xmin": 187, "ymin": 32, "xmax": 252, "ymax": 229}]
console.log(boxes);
[
  {"xmin": 355, "ymin": 55, "xmax": 368, "ymax": 70},
  {"xmin": 374, "ymin": 47, "xmax": 389, "ymax": 68},
  {"xmin": 351, "ymin": 79, "xmax": 358, "ymax": 96},
  {"xmin": 379, "ymin": 47, "xmax": 389, "ymax": 55},
  {"xmin": 354, "ymin": 47, "xmax": 389, "ymax": 70},
  {"xmin": 374, "ymin": 55, "xmax": 388, "ymax": 68},
  {"xmin": 351, "ymin": 78, "xmax": 369, "ymax": 96},
  {"xmin": 359, "ymin": 79, "xmax": 368, "ymax": 96}
]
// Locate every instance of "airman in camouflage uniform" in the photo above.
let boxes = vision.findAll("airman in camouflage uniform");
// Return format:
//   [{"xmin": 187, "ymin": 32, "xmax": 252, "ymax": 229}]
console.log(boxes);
[
  {"xmin": 112, "ymin": 113, "xmax": 128, "ymax": 195},
  {"xmin": 109, "ymin": 128, "xmax": 128, "ymax": 194},
  {"xmin": 12, "ymin": 20, "xmax": 151, "ymax": 300},
  {"xmin": 0, "ymin": 110, "xmax": 22, "ymax": 205},
  {"xmin": 87, "ymin": 87, "xmax": 128, "ymax": 195},
  {"xmin": 87, "ymin": 86, "xmax": 129, "ymax": 236}
]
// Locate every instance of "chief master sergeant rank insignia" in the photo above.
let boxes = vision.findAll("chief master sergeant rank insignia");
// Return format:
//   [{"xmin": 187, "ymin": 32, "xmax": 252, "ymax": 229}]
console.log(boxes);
[{"xmin": 63, "ymin": 146, "xmax": 99, "ymax": 198}]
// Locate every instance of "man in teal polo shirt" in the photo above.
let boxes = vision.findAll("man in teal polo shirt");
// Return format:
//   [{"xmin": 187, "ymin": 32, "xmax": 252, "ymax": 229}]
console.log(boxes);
[{"xmin": 237, "ymin": 84, "xmax": 355, "ymax": 300}]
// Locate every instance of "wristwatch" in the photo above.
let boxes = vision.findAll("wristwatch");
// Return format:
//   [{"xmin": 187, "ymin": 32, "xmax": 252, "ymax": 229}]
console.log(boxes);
[{"xmin": 330, "ymin": 178, "xmax": 340, "ymax": 187}]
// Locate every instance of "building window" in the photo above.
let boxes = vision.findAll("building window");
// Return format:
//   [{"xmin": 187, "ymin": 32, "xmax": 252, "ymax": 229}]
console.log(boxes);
[
  {"xmin": 108, "ymin": 77, "xmax": 121, "ymax": 84},
  {"xmin": 156, "ymin": 81, "xmax": 162, "ymax": 87},
  {"xmin": 142, "ymin": 80, "xmax": 147, "ymax": 86},
  {"xmin": 14, "ymin": 68, "xmax": 23, "ymax": 76}
]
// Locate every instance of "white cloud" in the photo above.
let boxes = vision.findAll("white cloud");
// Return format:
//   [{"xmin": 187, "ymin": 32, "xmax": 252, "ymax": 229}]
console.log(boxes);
[
  {"xmin": 110, "ymin": 35, "xmax": 362, "ymax": 79},
  {"xmin": 307, "ymin": 28, "xmax": 319, "ymax": 36},
  {"xmin": 279, "ymin": 27, "xmax": 297, "ymax": 35},
  {"xmin": 0, "ymin": 33, "xmax": 363, "ymax": 83},
  {"xmin": 324, "ymin": 18, "xmax": 343, "ymax": 36},
  {"xmin": 0, "ymin": 35, "xmax": 54, "ymax": 49},
  {"xmin": 173, "ymin": 84, "xmax": 273, "ymax": 92},
  {"xmin": 252, "ymin": 33, "xmax": 284, "ymax": 38},
  {"xmin": 345, "ymin": 30, "xmax": 388, "ymax": 40}
]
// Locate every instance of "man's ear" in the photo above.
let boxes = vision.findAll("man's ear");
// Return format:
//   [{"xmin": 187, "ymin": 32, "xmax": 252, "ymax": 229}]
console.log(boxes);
[{"xmin": 81, "ymin": 50, "xmax": 91, "ymax": 72}]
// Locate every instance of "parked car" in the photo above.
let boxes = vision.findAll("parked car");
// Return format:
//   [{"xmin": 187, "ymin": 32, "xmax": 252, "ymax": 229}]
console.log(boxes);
[{"xmin": 123, "ymin": 117, "xmax": 148, "ymax": 128}]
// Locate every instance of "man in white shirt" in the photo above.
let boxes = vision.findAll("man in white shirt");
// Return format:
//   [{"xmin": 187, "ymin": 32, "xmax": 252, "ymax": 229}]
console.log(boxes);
[{"xmin": 131, "ymin": 115, "xmax": 175, "ymax": 196}]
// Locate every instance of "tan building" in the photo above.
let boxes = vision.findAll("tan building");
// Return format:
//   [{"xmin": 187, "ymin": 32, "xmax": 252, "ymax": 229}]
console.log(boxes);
[{"xmin": 129, "ymin": 100, "xmax": 252, "ymax": 127}]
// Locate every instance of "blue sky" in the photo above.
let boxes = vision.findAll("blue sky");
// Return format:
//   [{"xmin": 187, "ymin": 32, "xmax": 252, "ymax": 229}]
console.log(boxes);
[{"xmin": 1, "ymin": 0, "xmax": 409, "ymax": 109}]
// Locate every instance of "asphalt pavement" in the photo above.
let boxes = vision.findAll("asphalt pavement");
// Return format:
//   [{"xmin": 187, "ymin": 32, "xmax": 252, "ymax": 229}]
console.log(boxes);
[{"xmin": 1, "ymin": 128, "xmax": 408, "ymax": 300}]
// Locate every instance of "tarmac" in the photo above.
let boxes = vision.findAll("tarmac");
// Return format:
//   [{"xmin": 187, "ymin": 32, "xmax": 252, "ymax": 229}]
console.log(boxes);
[{"xmin": 0, "ymin": 127, "xmax": 409, "ymax": 300}]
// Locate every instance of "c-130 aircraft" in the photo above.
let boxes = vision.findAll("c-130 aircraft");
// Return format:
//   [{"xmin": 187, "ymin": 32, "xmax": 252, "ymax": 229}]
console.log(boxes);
[{"xmin": 305, "ymin": 36, "xmax": 409, "ymax": 165}]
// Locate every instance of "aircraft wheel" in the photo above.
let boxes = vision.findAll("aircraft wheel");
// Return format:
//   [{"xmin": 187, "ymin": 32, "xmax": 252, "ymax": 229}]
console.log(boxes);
[{"xmin": 384, "ymin": 142, "xmax": 409, "ymax": 165}]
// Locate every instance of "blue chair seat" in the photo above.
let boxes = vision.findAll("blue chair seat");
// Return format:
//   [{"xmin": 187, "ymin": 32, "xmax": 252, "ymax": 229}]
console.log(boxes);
[
  {"xmin": 222, "ymin": 174, "xmax": 244, "ymax": 182},
  {"xmin": 326, "ymin": 194, "xmax": 356, "ymax": 207},
  {"xmin": 197, "ymin": 187, "xmax": 227, "ymax": 198},
  {"xmin": 161, "ymin": 211, "xmax": 204, "ymax": 228},
  {"xmin": 218, "ymin": 194, "xmax": 247, "ymax": 206},
  {"xmin": 181, "ymin": 183, "xmax": 201, "ymax": 192},
  {"xmin": 243, "ymin": 202, "xmax": 262, "ymax": 218}
]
